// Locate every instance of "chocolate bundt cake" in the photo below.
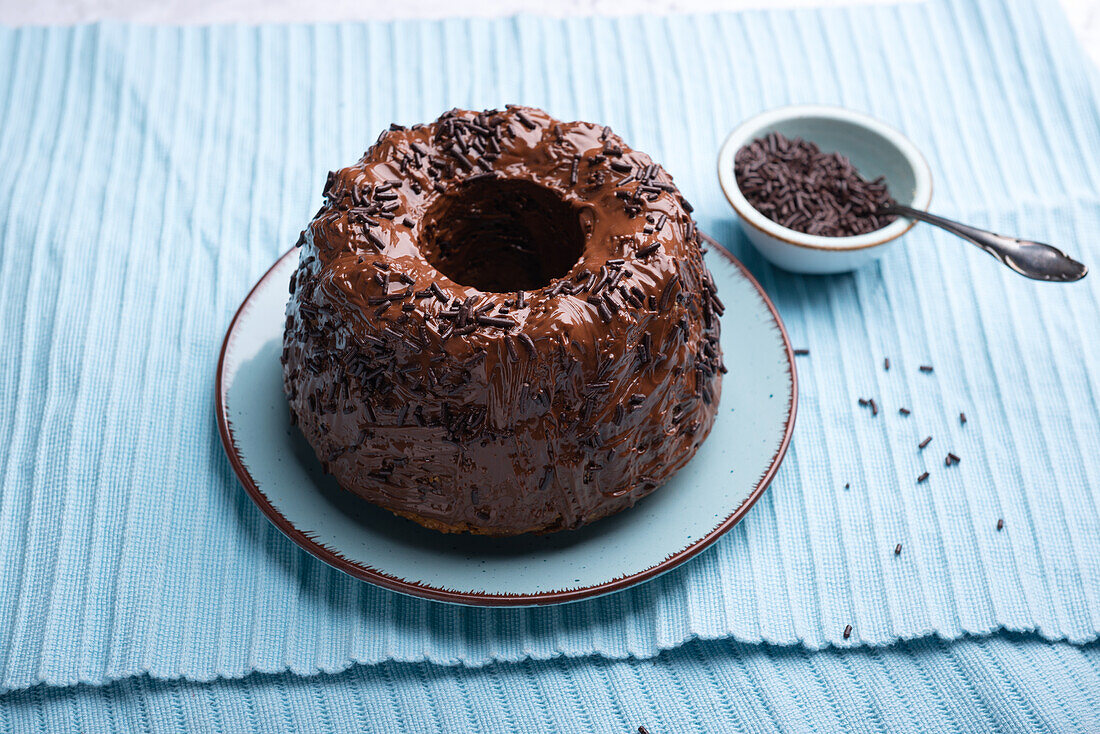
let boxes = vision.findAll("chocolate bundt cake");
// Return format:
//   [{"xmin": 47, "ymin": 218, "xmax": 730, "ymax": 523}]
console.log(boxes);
[{"xmin": 282, "ymin": 106, "xmax": 724, "ymax": 536}]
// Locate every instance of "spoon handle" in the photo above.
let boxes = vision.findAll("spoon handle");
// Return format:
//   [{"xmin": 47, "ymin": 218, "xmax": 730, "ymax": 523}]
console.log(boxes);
[{"xmin": 883, "ymin": 204, "xmax": 1088, "ymax": 282}]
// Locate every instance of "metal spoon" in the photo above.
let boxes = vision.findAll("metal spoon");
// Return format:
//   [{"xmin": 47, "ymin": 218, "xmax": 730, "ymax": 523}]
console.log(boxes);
[{"xmin": 880, "ymin": 203, "xmax": 1087, "ymax": 282}]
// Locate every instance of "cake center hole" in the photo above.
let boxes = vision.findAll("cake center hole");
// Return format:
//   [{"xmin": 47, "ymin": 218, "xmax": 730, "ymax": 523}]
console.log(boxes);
[{"xmin": 420, "ymin": 178, "xmax": 585, "ymax": 292}]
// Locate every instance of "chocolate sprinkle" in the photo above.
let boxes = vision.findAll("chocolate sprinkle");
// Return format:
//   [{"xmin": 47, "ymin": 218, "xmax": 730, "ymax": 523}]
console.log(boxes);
[
  {"xmin": 917, "ymin": 471, "xmax": 929, "ymax": 484},
  {"xmin": 518, "ymin": 333, "xmax": 537, "ymax": 355},
  {"xmin": 919, "ymin": 365, "xmax": 934, "ymax": 373},
  {"xmin": 515, "ymin": 110, "xmax": 536, "ymax": 130},
  {"xmin": 658, "ymin": 273, "xmax": 680, "ymax": 311},
  {"xmin": 997, "ymin": 518, "xmax": 1004, "ymax": 531},
  {"xmin": 919, "ymin": 436, "xmax": 932, "ymax": 450},
  {"xmin": 734, "ymin": 132, "xmax": 897, "ymax": 237},
  {"xmin": 793, "ymin": 348, "xmax": 810, "ymax": 356},
  {"xmin": 899, "ymin": 407, "xmax": 911, "ymax": 416},
  {"xmin": 894, "ymin": 543, "xmax": 902, "ymax": 556},
  {"xmin": 843, "ymin": 624, "xmax": 852, "ymax": 640}
]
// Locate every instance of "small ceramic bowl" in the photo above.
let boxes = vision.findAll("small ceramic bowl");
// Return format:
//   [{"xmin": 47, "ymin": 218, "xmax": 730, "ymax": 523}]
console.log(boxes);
[{"xmin": 717, "ymin": 105, "xmax": 933, "ymax": 275}]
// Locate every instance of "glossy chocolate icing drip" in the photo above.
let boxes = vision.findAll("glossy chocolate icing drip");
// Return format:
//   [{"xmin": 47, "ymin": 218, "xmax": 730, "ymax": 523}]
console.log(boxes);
[{"xmin": 282, "ymin": 106, "xmax": 724, "ymax": 536}]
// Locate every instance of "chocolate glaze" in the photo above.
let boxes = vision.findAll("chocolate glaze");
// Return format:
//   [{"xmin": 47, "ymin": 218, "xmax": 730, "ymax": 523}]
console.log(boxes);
[{"xmin": 282, "ymin": 107, "xmax": 724, "ymax": 536}]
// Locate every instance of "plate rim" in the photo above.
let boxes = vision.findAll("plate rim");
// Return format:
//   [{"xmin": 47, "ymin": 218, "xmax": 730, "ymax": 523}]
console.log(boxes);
[{"xmin": 215, "ymin": 241, "xmax": 798, "ymax": 606}]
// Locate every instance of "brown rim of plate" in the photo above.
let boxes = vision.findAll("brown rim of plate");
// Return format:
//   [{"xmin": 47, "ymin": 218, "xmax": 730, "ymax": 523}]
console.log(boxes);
[
  {"xmin": 719, "ymin": 159, "xmax": 932, "ymax": 253},
  {"xmin": 214, "ymin": 238, "xmax": 798, "ymax": 607}
]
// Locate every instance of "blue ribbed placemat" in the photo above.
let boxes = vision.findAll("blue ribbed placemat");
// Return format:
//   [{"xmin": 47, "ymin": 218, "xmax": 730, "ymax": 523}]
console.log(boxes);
[
  {"xmin": 2, "ymin": 0, "xmax": 1100, "ymax": 693},
  {"xmin": 5, "ymin": 634, "xmax": 1100, "ymax": 733}
]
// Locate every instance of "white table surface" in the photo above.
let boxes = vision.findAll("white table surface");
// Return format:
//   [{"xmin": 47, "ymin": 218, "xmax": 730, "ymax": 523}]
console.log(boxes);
[
  {"xmin": 1, "ymin": 1, "xmax": 1096, "ymax": 64},
  {"xmin": 3, "ymin": 0, "xmax": 1098, "ymax": 67},
  {"xmin": 0, "ymin": 0, "xmax": 917, "ymax": 24},
  {"xmin": 0, "ymin": 0, "xmax": 1095, "ymax": 57}
]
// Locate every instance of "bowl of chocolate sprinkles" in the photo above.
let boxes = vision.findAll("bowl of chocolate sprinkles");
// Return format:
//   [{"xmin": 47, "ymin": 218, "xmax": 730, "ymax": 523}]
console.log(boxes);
[{"xmin": 718, "ymin": 105, "xmax": 932, "ymax": 274}]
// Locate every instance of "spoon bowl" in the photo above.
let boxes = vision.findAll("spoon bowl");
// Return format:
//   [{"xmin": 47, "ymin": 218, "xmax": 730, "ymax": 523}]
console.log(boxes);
[{"xmin": 880, "ymin": 204, "xmax": 1087, "ymax": 282}]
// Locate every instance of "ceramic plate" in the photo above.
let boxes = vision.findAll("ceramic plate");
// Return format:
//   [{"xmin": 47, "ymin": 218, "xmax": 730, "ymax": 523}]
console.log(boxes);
[{"xmin": 216, "ymin": 239, "xmax": 797, "ymax": 606}]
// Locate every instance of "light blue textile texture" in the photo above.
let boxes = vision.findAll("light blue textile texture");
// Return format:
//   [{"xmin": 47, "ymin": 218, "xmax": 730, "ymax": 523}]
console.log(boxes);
[
  {"xmin": 2, "ymin": 0, "xmax": 1100, "ymax": 703},
  {"xmin": 4, "ymin": 634, "xmax": 1100, "ymax": 733}
]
